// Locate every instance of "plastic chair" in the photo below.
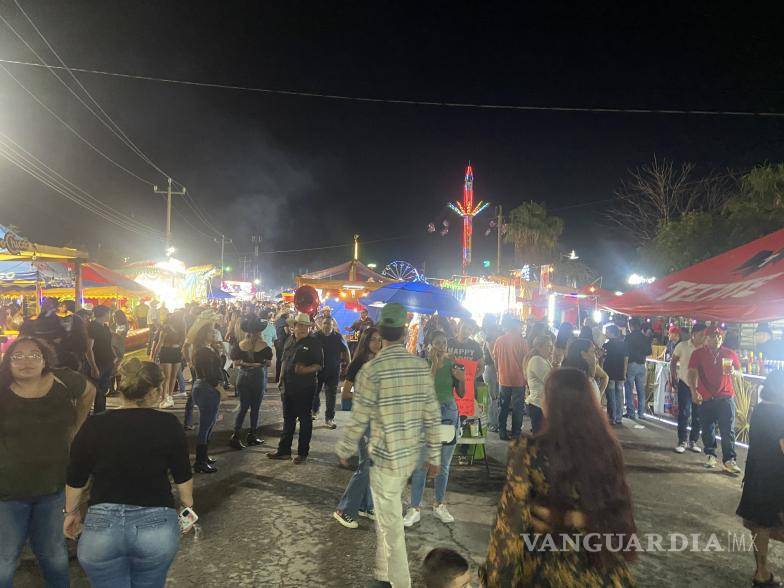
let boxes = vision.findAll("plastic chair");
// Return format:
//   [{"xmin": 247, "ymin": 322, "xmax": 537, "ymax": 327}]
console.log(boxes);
[{"xmin": 455, "ymin": 401, "xmax": 490, "ymax": 477}]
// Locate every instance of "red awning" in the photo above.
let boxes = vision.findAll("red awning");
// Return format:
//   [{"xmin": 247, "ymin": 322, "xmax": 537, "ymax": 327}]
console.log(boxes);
[{"xmin": 606, "ymin": 229, "xmax": 784, "ymax": 322}]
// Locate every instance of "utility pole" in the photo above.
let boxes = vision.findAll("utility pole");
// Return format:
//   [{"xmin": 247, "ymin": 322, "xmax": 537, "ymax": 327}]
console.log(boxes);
[
  {"xmin": 153, "ymin": 178, "xmax": 187, "ymax": 253},
  {"xmin": 496, "ymin": 204, "xmax": 503, "ymax": 274},
  {"xmin": 239, "ymin": 256, "xmax": 250, "ymax": 281},
  {"xmin": 214, "ymin": 234, "xmax": 233, "ymax": 279}
]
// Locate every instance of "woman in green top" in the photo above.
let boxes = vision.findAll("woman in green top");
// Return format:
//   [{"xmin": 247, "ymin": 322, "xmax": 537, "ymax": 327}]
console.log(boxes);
[
  {"xmin": 0, "ymin": 336, "xmax": 94, "ymax": 587},
  {"xmin": 404, "ymin": 331, "xmax": 465, "ymax": 528}
]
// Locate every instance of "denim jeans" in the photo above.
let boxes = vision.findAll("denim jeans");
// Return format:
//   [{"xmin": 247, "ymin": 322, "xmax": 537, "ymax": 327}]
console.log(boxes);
[
  {"xmin": 313, "ymin": 373, "xmax": 338, "ymax": 420},
  {"xmin": 234, "ymin": 367, "xmax": 265, "ymax": 432},
  {"xmin": 527, "ymin": 403, "xmax": 544, "ymax": 434},
  {"xmin": 78, "ymin": 503, "xmax": 180, "ymax": 588},
  {"xmin": 0, "ymin": 490, "xmax": 69, "ymax": 588},
  {"xmin": 624, "ymin": 362, "xmax": 647, "ymax": 418},
  {"xmin": 498, "ymin": 386, "xmax": 525, "ymax": 437},
  {"xmin": 483, "ymin": 364, "xmax": 500, "ymax": 430},
  {"xmin": 176, "ymin": 366, "xmax": 186, "ymax": 395},
  {"xmin": 699, "ymin": 396, "xmax": 736, "ymax": 462},
  {"xmin": 336, "ymin": 432, "xmax": 374, "ymax": 517},
  {"xmin": 94, "ymin": 366, "xmax": 113, "ymax": 414},
  {"xmin": 410, "ymin": 401, "xmax": 459, "ymax": 507},
  {"xmin": 193, "ymin": 379, "xmax": 221, "ymax": 445},
  {"xmin": 676, "ymin": 379, "xmax": 701, "ymax": 444},
  {"xmin": 606, "ymin": 380, "xmax": 625, "ymax": 424}
]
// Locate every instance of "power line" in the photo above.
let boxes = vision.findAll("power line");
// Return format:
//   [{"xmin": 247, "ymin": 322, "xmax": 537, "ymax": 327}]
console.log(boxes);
[
  {"xmin": 1, "ymin": 58, "xmax": 783, "ymax": 118},
  {"xmin": 0, "ymin": 138, "xmax": 164, "ymax": 239},
  {"xmin": 0, "ymin": 62, "xmax": 157, "ymax": 186},
  {"xmin": 0, "ymin": 6, "xmax": 230, "ymax": 240},
  {"xmin": 0, "ymin": 6, "xmax": 175, "ymax": 186},
  {"xmin": 0, "ymin": 131, "xmax": 162, "ymax": 235}
]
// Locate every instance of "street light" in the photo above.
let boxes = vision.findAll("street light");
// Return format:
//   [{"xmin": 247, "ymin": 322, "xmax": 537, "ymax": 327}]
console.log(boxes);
[
  {"xmin": 367, "ymin": 263, "xmax": 377, "ymax": 269},
  {"xmin": 166, "ymin": 246, "xmax": 176, "ymax": 257},
  {"xmin": 568, "ymin": 249, "xmax": 579, "ymax": 260},
  {"xmin": 253, "ymin": 279, "xmax": 260, "ymax": 285}
]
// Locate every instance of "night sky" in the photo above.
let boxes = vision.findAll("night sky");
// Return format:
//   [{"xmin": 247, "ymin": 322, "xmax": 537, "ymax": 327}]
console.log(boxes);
[{"xmin": 1, "ymin": 1, "xmax": 783, "ymax": 289}]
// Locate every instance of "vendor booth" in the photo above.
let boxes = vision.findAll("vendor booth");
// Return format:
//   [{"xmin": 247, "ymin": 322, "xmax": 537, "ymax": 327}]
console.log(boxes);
[
  {"xmin": 0, "ymin": 225, "xmax": 88, "ymax": 351},
  {"xmin": 295, "ymin": 258, "xmax": 393, "ymax": 300},
  {"xmin": 606, "ymin": 228, "xmax": 784, "ymax": 442},
  {"xmin": 123, "ymin": 260, "xmax": 217, "ymax": 310}
]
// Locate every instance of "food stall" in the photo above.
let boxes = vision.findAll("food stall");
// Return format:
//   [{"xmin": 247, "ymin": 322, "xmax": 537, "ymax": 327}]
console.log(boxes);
[
  {"xmin": 606, "ymin": 228, "xmax": 784, "ymax": 441},
  {"xmin": 0, "ymin": 226, "xmax": 88, "ymax": 352}
]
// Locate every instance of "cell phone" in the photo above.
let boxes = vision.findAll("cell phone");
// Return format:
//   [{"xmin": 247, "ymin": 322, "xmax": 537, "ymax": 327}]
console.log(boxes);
[{"xmin": 178, "ymin": 507, "xmax": 198, "ymax": 533}]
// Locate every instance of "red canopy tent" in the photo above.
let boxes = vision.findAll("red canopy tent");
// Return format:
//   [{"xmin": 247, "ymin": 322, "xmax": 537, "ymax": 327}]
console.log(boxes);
[{"xmin": 606, "ymin": 229, "xmax": 784, "ymax": 322}]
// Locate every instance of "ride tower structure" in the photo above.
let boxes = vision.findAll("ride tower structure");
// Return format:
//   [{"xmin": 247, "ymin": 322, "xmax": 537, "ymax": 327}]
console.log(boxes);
[{"xmin": 448, "ymin": 163, "xmax": 489, "ymax": 274}]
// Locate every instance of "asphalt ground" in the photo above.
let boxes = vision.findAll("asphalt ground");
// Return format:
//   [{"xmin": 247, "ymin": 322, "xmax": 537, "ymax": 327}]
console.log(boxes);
[{"xmin": 12, "ymin": 383, "xmax": 784, "ymax": 587}]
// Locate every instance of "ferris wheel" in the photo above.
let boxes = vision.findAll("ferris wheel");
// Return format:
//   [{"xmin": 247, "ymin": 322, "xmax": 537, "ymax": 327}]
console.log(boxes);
[{"xmin": 383, "ymin": 260, "xmax": 424, "ymax": 282}]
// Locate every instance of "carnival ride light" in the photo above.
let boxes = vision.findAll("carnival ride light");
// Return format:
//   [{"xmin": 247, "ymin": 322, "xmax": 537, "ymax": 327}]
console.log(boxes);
[{"xmin": 592, "ymin": 309, "xmax": 603, "ymax": 323}]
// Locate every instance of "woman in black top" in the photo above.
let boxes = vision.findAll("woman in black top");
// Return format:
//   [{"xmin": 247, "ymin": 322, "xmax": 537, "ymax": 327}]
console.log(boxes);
[
  {"xmin": 152, "ymin": 311, "xmax": 186, "ymax": 409},
  {"xmin": 64, "ymin": 358, "xmax": 194, "ymax": 588},
  {"xmin": 736, "ymin": 370, "xmax": 784, "ymax": 587},
  {"xmin": 228, "ymin": 317, "xmax": 273, "ymax": 450},
  {"xmin": 190, "ymin": 323, "xmax": 224, "ymax": 473},
  {"xmin": 0, "ymin": 337, "xmax": 93, "ymax": 587}
]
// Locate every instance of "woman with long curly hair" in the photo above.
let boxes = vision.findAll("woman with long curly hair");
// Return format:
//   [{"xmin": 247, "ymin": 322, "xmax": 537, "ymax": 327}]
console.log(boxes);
[{"xmin": 482, "ymin": 368, "xmax": 637, "ymax": 587}]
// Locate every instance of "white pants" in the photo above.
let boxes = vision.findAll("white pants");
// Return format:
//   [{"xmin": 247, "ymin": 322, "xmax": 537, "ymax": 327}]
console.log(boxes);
[{"xmin": 369, "ymin": 466, "xmax": 411, "ymax": 588}]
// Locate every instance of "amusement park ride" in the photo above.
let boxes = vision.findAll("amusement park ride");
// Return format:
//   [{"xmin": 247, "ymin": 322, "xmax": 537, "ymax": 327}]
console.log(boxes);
[{"xmin": 448, "ymin": 163, "xmax": 490, "ymax": 274}]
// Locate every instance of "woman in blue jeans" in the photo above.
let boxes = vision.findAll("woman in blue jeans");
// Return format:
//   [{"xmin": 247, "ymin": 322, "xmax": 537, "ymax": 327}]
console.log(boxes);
[
  {"xmin": 332, "ymin": 327, "xmax": 381, "ymax": 528},
  {"xmin": 189, "ymin": 323, "xmax": 225, "ymax": 473},
  {"xmin": 64, "ymin": 359, "xmax": 194, "ymax": 588},
  {"xmin": 404, "ymin": 331, "xmax": 465, "ymax": 527},
  {"xmin": 0, "ymin": 337, "xmax": 94, "ymax": 588}
]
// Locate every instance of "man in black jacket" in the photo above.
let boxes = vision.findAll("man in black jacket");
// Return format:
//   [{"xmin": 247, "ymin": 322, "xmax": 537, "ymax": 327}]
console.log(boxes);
[{"xmin": 268, "ymin": 312, "xmax": 323, "ymax": 464}]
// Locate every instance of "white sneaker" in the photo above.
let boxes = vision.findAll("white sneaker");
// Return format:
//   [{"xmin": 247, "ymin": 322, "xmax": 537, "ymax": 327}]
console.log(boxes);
[
  {"xmin": 159, "ymin": 397, "xmax": 174, "ymax": 409},
  {"xmin": 433, "ymin": 504, "xmax": 455, "ymax": 524},
  {"xmin": 723, "ymin": 460, "xmax": 742, "ymax": 475},
  {"xmin": 704, "ymin": 455, "xmax": 718, "ymax": 469},
  {"xmin": 674, "ymin": 443, "xmax": 686, "ymax": 454},
  {"xmin": 403, "ymin": 508, "xmax": 421, "ymax": 528},
  {"xmin": 688, "ymin": 442, "xmax": 702, "ymax": 453}
]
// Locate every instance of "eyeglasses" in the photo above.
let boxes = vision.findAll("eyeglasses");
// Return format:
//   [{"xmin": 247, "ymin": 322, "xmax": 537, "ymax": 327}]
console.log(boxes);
[{"xmin": 10, "ymin": 352, "xmax": 44, "ymax": 362}]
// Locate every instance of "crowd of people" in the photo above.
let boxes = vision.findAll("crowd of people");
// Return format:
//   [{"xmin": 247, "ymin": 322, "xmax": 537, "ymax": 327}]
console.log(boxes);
[{"xmin": 0, "ymin": 294, "xmax": 782, "ymax": 588}]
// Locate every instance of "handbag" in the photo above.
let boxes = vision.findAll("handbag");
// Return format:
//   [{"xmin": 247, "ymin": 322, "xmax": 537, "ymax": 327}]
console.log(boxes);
[{"xmin": 439, "ymin": 419, "xmax": 457, "ymax": 445}]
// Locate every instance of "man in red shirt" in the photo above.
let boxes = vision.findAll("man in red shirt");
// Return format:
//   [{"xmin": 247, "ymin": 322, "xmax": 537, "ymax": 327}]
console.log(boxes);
[
  {"xmin": 687, "ymin": 327, "xmax": 741, "ymax": 475},
  {"xmin": 492, "ymin": 315, "xmax": 527, "ymax": 440}
]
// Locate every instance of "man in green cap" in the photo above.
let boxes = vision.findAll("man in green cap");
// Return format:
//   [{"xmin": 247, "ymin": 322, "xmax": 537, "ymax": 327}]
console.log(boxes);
[{"xmin": 337, "ymin": 303, "xmax": 441, "ymax": 588}]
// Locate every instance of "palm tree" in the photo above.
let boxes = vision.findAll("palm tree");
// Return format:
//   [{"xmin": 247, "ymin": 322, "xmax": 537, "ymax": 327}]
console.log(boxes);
[{"xmin": 504, "ymin": 201, "xmax": 564, "ymax": 264}]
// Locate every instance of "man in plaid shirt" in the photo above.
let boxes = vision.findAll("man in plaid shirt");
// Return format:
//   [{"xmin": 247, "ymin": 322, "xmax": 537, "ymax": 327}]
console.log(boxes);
[{"xmin": 337, "ymin": 303, "xmax": 441, "ymax": 588}]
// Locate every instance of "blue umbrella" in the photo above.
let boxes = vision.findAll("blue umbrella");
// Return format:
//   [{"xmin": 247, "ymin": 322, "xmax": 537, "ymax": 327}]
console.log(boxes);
[{"xmin": 360, "ymin": 281, "xmax": 470, "ymax": 319}]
